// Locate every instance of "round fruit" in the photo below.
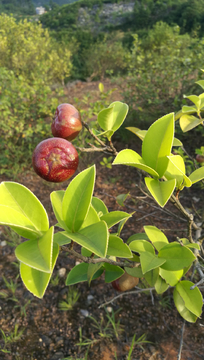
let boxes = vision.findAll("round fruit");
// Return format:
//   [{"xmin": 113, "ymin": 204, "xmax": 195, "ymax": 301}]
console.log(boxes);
[
  {"xmin": 52, "ymin": 103, "xmax": 82, "ymax": 141},
  {"xmin": 196, "ymin": 154, "xmax": 204, "ymax": 163},
  {"xmin": 32, "ymin": 137, "xmax": 79, "ymax": 182},
  {"xmin": 112, "ymin": 272, "xmax": 139, "ymax": 292}
]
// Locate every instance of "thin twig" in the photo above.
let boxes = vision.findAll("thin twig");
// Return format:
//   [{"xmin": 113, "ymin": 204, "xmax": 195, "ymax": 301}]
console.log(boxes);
[
  {"xmin": 98, "ymin": 287, "xmax": 155, "ymax": 308},
  {"xmin": 177, "ymin": 321, "xmax": 185, "ymax": 360}
]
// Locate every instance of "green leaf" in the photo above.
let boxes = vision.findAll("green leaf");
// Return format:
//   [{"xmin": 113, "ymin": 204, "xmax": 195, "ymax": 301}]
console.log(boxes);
[
  {"xmin": 196, "ymin": 80, "xmax": 204, "ymax": 89},
  {"xmin": 50, "ymin": 190, "xmax": 67, "ymax": 230},
  {"xmin": 113, "ymin": 149, "xmax": 159, "ymax": 177},
  {"xmin": 164, "ymin": 155, "xmax": 192, "ymax": 189},
  {"xmin": 63, "ymin": 221, "xmax": 108, "ymax": 258},
  {"xmin": 183, "ymin": 95, "xmax": 200, "ymax": 109},
  {"xmin": 145, "ymin": 178, "xmax": 176, "ymax": 207},
  {"xmin": 126, "ymin": 127, "xmax": 147, "ymax": 141},
  {"xmin": 116, "ymin": 193, "xmax": 129, "ymax": 206},
  {"xmin": 99, "ymin": 82, "xmax": 104, "ymax": 92},
  {"xmin": 173, "ymin": 138, "xmax": 183, "ymax": 147},
  {"xmin": 176, "ymin": 281, "xmax": 203, "ymax": 317},
  {"xmin": 15, "ymin": 227, "xmax": 54, "ymax": 273},
  {"xmin": 107, "ymin": 235, "xmax": 132, "ymax": 258},
  {"xmin": 189, "ymin": 166, "xmax": 204, "ymax": 184},
  {"xmin": 100, "ymin": 211, "xmax": 131, "ymax": 229},
  {"xmin": 173, "ymin": 288, "xmax": 197, "ymax": 323},
  {"xmin": 117, "ymin": 215, "xmax": 133, "ymax": 236},
  {"xmin": 144, "ymin": 226, "xmax": 169, "ymax": 251},
  {"xmin": 129, "ymin": 240, "xmax": 155, "ymax": 254},
  {"xmin": 159, "ymin": 268, "xmax": 183, "ymax": 286},
  {"xmin": 66, "ymin": 262, "xmax": 103, "ymax": 285},
  {"xmin": 144, "ymin": 268, "xmax": 159, "ymax": 286},
  {"xmin": 80, "ymin": 205, "xmax": 100, "ymax": 229},
  {"xmin": 53, "ymin": 231, "xmax": 71, "ymax": 246},
  {"xmin": 127, "ymin": 233, "xmax": 149, "ymax": 244},
  {"xmin": 154, "ymin": 275, "xmax": 169, "ymax": 294},
  {"xmin": 20, "ymin": 242, "xmax": 59, "ymax": 298},
  {"xmin": 0, "ymin": 182, "xmax": 49, "ymax": 239},
  {"xmin": 158, "ymin": 242, "xmax": 196, "ymax": 271},
  {"xmin": 180, "ymin": 114, "xmax": 203, "ymax": 132},
  {"xmin": 182, "ymin": 105, "xmax": 197, "ymax": 113},
  {"xmin": 140, "ymin": 252, "xmax": 166, "ymax": 274},
  {"xmin": 91, "ymin": 197, "xmax": 108, "ymax": 216},
  {"xmin": 180, "ymin": 238, "xmax": 200, "ymax": 250},
  {"xmin": 104, "ymin": 263, "xmax": 125, "ymax": 283},
  {"xmin": 97, "ymin": 101, "xmax": 128, "ymax": 139},
  {"xmin": 62, "ymin": 166, "xmax": 95, "ymax": 232},
  {"xmin": 142, "ymin": 113, "xmax": 174, "ymax": 177},
  {"xmin": 125, "ymin": 266, "xmax": 143, "ymax": 278},
  {"xmin": 87, "ymin": 263, "xmax": 104, "ymax": 285}
]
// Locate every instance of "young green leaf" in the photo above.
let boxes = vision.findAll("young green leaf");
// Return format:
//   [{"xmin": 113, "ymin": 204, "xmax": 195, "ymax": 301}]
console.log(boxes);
[
  {"xmin": 176, "ymin": 281, "xmax": 203, "ymax": 317},
  {"xmin": 180, "ymin": 114, "xmax": 203, "ymax": 132},
  {"xmin": 154, "ymin": 275, "xmax": 169, "ymax": 294},
  {"xmin": 189, "ymin": 166, "xmax": 204, "ymax": 184},
  {"xmin": 164, "ymin": 155, "xmax": 192, "ymax": 189},
  {"xmin": 100, "ymin": 211, "xmax": 131, "ymax": 229},
  {"xmin": 62, "ymin": 165, "xmax": 95, "ymax": 232},
  {"xmin": 144, "ymin": 226, "xmax": 169, "ymax": 251},
  {"xmin": 80, "ymin": 205, "xmax": 100, "ymax": 229},
  {"xmin": 97, "ymin": 101, "xmax": 128, "ymax": 138},
  {"xmin": 140, "ymin": 252, "xmax": 166, "ymax": 274},
  {"xmin": 158, "ymin": 242, "xmax": 196, "ymax": 271},
  {"xmin": 87, "ymin": 263, "xmax": 104, "ymax": 285},
  {"xmin": 159, "ymin": 268, "xmax": 183, "ymax": 286},
  {"xmin": 173, "ymin": 288, "xmax": 197, "ymax": 323},
  {"xmin": 127, "ymin": 233, "xmax": 149, "ymax": 244},
  {"xmin": 20, "ymin": 242, "xmax": 59, "ymax": 298},
  {"xmin": 50, "ymin": 190, "xmax": 67, "ymax": 230},
  {"xmin": 0, "ymin": 182, "xmax": 49, "ymax": 239},
  {"xmin": 15, "ymin": 227, "xmax": 54, "ymax": 273},
  {"xmin": 142, "ymin": 113, "xmax": 174, "ymax": 177},
  {"xmin": 145, "ymin": 178, "xmax": 176, "ymax": 207},
  {"xmin": 129, "ymin": 240, "xmax": 155, "ymax": 254},
  {"xmin": 91, "ymin": 196, "xmax": 108, "ymax": 216},
  {"xmin": 107, "ymin": 235, "xmax": 132, "ymax": 258}
]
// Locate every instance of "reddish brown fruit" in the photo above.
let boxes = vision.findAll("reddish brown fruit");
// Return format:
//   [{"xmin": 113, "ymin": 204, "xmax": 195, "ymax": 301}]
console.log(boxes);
[
  {"xmin": 112, "ymin": 272, "xmax": 139, "ymax": 292},
  {"xmin": 196, "ymin": 154, "xmax": 204, "ymax": 163},
  {"xmin": 32, "ymin": 138, "xmax": 79, "ymax": 183},
  {"xmin": 52, "ymin": 103, "xmax": 82, "ymax": 141}
]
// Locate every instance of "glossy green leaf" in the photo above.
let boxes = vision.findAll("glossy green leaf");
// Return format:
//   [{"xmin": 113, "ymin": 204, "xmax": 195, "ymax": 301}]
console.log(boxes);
[
  {"xmin": 15, "ymin": 227, "xmax": 54, "ymax": 273},
  {"xmin": 144, "ymin": 226, "xmax": 168, "ymax": 251},
  {"xmin": 154, "ymin": 275, "xmax": 169, "ymax": 294},
  {"xmin": 80, "ymin": 205, "xmax": 100, "ymax": 229},
  {"xmin": 173, "ymin": 138, "xmax": 183, "ymax": 147},
  {"xmin": 50, "ymin": 190, "xmax": 67, "ymax": 230},
  {"xmin": 117, "ymin": 215, "xmax": 133, "ymax": 236},
  {"xmin": 183, "ymin": 95, "xmax": 200, "ymax": 109},
  {"xmin": 97, "ymin": 101, "xmax": 128, "ymax": 136},
  {"xmin": 0, "ymin": 182, "xmax": 49, "ymax": 239},
  {"xmin": 20, "ymin": 242, "xmax": 59, "ymax": 298},
  {"xmin": 62, "ymin": 166, "xmax": 95, "ymax": 232},
  {"xmin": 107, "ymin": 235, "xmax": 132, "ymax": 258},
  {"xmin": 189, "ymin": 166, "xmax": 204, "ymax": 184},
  {"xmin": 159, "ymin": 268, "xmax": 183, "ymax": 286},
  {"xmin": 126, "ymin": 127, "xmax": 147, "ymax": 141},
  {"xmin": 196, "ymin": 80, "xmax": 204, "ymax": 89},
  {"xmin": 144, "ymin": 268, "xmax": 159, "ymax": 286},
  {"xmin": 113, "ymin": 149, "xmax": 159, "ymax": 177},
  {"xmin": 91, "ymin": 197, "xmax": 108, "ymax": 216},
  {"xmin": 127, "ymin": 233, "xmax": 149, "ymax": 244},
  {"xmin": 182, "ymin": 105, "xmax": 197, "ymax": 113},
  {"xmin": 104, "ymin": 263, "xmax": 125, "ymax": 283},
  {"xmin": 173, "ymin": 288, "xmax": 197, "ymax": 323},
  {"xmin": 180, "ymin": 238, "xmax": 200, "ymax": 250},
  {"xmin": 145, "ymin": 178, "xmax": 176, "ymax": 207},
  {"xmin": 142, "ymin": 113, "xmax": 174, "ymax": 177},
  {"xmin": 176, "ymin": 281, "xmax": 203, "ymax": 317},
  {"xmin": 164, "ymin": 155, "xmax": 192, "ymax": 189},
  {"xmin": 66, "ymin": 262, "xmax": 103, "ymax": 285},
  {"xmin": 87, "ymin": 263, "xmax": 104, "ymax": 285},
  {"xmin": 64, "ymin": 221, "xmax": 108, "ymax": 258},
  {"xmin": 53, "ymin": 231, "xmax": 71, "ymax": 246},
  {"xmin": 140, "ymin": 252, "xmax": 166, "ymax": 274},
  {"xmin": 159, "ymin": 242, "xmax": 196, "ymax": 271},
  {"xmin": 129, "ymin": 240, "xmax": 155, "ymax": 254},
  {"xmin": 180, "ymin": 114, "xmax": 203, "ymax": 132},
  {"xmin": 100, "ymin": 211, "xmax": 131, "ymax": 229},
  {"xmin": 125, "ymin": 266, "xmax": 143, "ymax": 278}
]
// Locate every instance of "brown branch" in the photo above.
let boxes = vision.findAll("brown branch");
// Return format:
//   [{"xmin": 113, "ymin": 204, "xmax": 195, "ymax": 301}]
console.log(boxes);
[{"xmin": 99, "ymin": 287, "xmax": 155, "ymax": 308}]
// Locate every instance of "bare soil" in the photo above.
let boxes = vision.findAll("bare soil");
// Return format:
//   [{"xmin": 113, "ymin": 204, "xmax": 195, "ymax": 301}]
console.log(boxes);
[{"xmin": 0, "ymin": 80, "xmax": 204, "ymax": 360}]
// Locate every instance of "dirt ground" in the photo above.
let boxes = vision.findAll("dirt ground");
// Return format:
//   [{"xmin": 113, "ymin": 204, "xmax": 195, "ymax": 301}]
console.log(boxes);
[{"xmin": 0, "ymin": 80, "xmax": 204, "ymax": 360}]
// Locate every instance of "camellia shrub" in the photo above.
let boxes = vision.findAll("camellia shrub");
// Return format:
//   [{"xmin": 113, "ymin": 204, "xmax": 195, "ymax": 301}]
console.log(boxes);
[{"xmin": 1, "ymin": 74, "xmax": 204, "ymax": 337}]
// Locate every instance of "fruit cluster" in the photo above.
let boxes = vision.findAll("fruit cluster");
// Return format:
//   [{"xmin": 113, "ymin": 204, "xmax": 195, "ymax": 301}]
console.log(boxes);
[{"xmin": 32, "ymin": 104, "xmax": 82, "ymax": 182}]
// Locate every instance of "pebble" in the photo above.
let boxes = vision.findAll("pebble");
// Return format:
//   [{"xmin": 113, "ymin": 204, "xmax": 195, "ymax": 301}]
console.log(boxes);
[
  {"xmin": 106, "ymin": 306, "xmax": 113, "ymax": 313},
  {"xmin": 50, "ymin": 351, "xmax": 64, "ymax": 360},
  {"xmin": 58, "ymin": 267, "xmax": 66, "ymax": 278},
  {"xmin": 80, "ymin": 309, "xmax": 89, "ymax": 317},
  {"xmin": 0, "ymin": 241, "xmax": 7, "ymax": 247},
  {"xmin": 87, "ymin": 294, "xmax": 94, "ymax": 305}
]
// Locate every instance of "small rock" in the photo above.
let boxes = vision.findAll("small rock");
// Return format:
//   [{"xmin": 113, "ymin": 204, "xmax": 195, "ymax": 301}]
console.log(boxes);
[
  {"xmin": 50, "ymin": 351, "xmax": 64, "ymax": 360},
  {"xmin": 193, "ymin": 196, "xmax": 200, "ymax": 202},
  {"xmin": 58, "ymin": 268, "xmax": 66, "ymax": 278},
  {"xmin": 80, "ymin": 309, "xmax": 89, "ymax": 317},
  {"xmin": 106, "ymin": 306, "xmax": 113, "ymax": 313},
  {"xmin": 0, "ymin": 241, "xmax": 7, "ymax": 247},
  {"xmin": 75, "ymin": 261, "xmax": 80, "ymax": 266},
  {"xmin": 87, "ymin": 294, "xmax": 94, "ymax": 305}
]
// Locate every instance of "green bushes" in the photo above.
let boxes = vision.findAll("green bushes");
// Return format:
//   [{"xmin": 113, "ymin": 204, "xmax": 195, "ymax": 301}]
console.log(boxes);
[{"xmin": 123, "ymin": 22, "xmax": 204, "ymax": 129}]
